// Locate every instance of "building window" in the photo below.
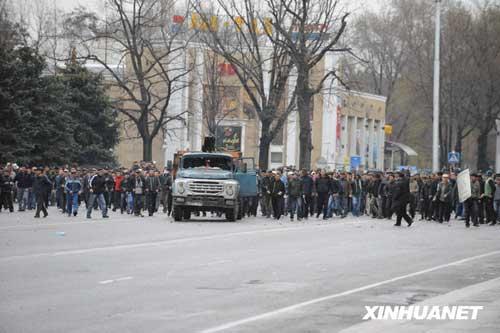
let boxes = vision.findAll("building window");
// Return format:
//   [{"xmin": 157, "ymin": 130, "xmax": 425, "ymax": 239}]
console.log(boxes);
[{"xmin": 271, "ymin": 152, "xmax": 283, "ymax": 164}]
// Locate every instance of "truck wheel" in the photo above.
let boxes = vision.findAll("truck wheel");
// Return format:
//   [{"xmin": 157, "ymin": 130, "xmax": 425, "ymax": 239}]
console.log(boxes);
[
  {"xmin": 183, "ymin": 209, "xmax": 191, "ymax": 220},
  {"xmin": 237, "ymin": 198, "xmax": 243, "ymax": 220},
  {"xmin": 173, "ymin": 206, "xmax": 183, "ymax": 222},
  {"xmin": 226, "ymin": 208, "xmax": 236, "ymax": 222}
]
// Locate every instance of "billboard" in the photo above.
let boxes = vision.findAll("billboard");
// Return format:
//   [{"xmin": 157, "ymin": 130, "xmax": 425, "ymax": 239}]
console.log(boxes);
[{"xmin": 216, "ymin": 126, "xmax": 242, "ymax": 151}]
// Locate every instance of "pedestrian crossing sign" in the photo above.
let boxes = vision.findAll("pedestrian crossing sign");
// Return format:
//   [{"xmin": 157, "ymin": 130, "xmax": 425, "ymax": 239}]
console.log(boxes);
[{"xmin": 448, "ymin": 151, "xmax": 460, "ymax": 164}]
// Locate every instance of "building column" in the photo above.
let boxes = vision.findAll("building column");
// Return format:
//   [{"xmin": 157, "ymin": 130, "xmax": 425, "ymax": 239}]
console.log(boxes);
[
  {"xmin": 350, "ymin": 116, "xmax": 357, "ymax": 159},
  {"xmin": 378, "ymin": 122, "xmax": 386, "ymax": 170},
  {"xmin": 367, "ymin": 119, "xmax": 375, "ymax": 169},
  {"xmin": 359, "ymin": 117, "xmax": 367, "ymax": 169},
  {"xmin": 192, "ymin": 48, "xmax": 204, "ymax": 152},
  {"xmin": 286, "ymin": 70, "xmax": 298, "ymax": 166},
  {"xmin": 339, "ymin": 115, "xmax": 349, "ymax": 168},
  {"xmin": 164, "ymin": 43, "xmax": 188, "ymax": 166}
]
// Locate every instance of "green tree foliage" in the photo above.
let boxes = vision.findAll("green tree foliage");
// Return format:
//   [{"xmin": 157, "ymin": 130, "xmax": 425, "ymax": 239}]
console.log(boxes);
[
  {"xmin": 59, "ymin": 64, "xmax": 119, "ymax": 165},
  {"xmin": 0, "ymin": 46, "xmax": 119, "ymax": 166}
]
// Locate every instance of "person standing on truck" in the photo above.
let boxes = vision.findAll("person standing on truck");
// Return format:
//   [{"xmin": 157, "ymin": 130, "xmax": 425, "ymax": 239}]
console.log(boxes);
[{"xmin": 270, "ymin": 172, "xmax": 285, "ymax": 220}]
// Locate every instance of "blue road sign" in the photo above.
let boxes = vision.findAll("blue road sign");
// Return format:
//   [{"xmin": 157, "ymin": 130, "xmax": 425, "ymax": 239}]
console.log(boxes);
[
  {"xmin": 350, "ymin": 156, "xmax": 362, "ymax": 170},
  {"xmin": 448, "ymin": 151, "xmax": 461, "ymax": 164}
]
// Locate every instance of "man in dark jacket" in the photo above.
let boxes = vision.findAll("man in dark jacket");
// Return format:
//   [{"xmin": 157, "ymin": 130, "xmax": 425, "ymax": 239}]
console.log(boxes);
[
  {"xmin": 315, "ymin": 170, "xmax": 332, "ymax": 219},
  {"xmin": 391, "ymin": 172, "xmax": 413, "ymax": 227},
  {"xmin": 14, "ymin": 166, "xmax": 33, "ymax": 211},
  {"xmin": 160, "ymin": 169, "xmax": 173, "ymax": 215},
  {"xmin": 130, "ymin": 169, "xmax": 146, "ymax": 217},
  {"xmin": 145, "ymin": 170, "xmax": 161, "ymax": 216},
  {"xmin": 287, "ymin": 172, "xmax": 303, "ymax": 221},
  {"xmin": 86, "ymin": 169, "xmax": 109, "ymax": 219},
  {"xmin": 436, "ymin": 174, "xmax": 453, "ymax": 223},
  {"xmin": 270, "ymin": 173, "xmax": 285, "ymax": 220},
  {"xmin": 300, "ymin": 169, "xmax": 314, "ymax": 219},
  {"xmin": 0, "ymin": 169, "xmax": 14, "ymax": 213},
  {"xmin": 33, "ymin": 168, "xmax": 51, "ymax": 218},
  {"xmin": 260, "ymin": 171, "xmax": 273, "ymax": 218}
]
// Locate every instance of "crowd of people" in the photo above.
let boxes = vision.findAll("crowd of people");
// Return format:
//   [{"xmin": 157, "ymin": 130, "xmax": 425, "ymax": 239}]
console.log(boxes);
[
  {"xmin": 0, "ymin": 162, "xmax": 173, "ymax": 219},
  {"xmin": 257, "ymin": 168, "xmax": 500, "ymax": 228},
  {"xmin": 1, "ymin": 161, "xmax": 499, "ymax": 228}
]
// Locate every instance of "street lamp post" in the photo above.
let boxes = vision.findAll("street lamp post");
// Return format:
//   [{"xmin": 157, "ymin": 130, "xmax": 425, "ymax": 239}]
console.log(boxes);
[{"xmin": 432, "ymin": 0, "xmax": 442, "ymax": 172}]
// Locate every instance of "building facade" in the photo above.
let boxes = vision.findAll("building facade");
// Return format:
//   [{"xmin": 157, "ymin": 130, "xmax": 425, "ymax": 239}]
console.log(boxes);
[{"xmin": 113, "ymin": 48, "xmax": 386, "ymax": 171}]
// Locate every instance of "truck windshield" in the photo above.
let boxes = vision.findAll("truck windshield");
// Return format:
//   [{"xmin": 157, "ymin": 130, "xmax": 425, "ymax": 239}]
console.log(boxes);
[{"xmin": 182, "ymin": 156, "xmax": 233, "ymax": 171}]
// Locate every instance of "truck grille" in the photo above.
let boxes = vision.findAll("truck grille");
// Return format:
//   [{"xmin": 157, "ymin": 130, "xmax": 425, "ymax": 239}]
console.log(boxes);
[{"xmin": 188, "ymin": 182, "xmax": 224, "ymax": 194}]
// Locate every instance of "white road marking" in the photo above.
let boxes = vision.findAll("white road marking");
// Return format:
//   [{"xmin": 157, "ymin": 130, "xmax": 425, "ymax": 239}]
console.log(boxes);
[
  {"xmin": 99, "ymin": 280, "xmax": 114, "ymax": 285},
  {"xmin": 99, "ymin": 276, "xmax": 133, "ymax": 284},
  {"xmin": 199, "ymin": 250, "xmax": 500, "ymax": 333},
  {"xmin": 0, "ymin": 223, "xmax": 353, "ymax": 262},
  {"xmin": 200, "ymin": 260, "xmax": 231, "ymax": 267}
]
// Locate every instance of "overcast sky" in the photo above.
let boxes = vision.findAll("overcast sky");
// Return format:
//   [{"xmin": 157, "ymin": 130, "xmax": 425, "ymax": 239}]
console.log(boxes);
[{"xmin": 29, "ymin": 0, "xmax": 382, "ymax": 15}]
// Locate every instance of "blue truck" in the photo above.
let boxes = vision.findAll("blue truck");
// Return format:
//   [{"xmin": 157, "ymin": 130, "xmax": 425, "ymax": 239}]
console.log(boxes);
[{"xmin": 171, "ymin": 152, "xmax": 258, "ymax": 222}]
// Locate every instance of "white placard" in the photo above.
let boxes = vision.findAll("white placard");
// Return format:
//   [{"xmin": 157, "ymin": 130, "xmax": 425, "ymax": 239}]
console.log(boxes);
[{"xmin": 457, "ymin": 169, "xmax": 471, "ymax": 203}]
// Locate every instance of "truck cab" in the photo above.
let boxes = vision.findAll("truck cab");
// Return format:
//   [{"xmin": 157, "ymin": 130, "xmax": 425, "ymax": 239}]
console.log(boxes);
[{"xmin": 172, "ymin": 152, "xmax": 240, "ymax": 221}]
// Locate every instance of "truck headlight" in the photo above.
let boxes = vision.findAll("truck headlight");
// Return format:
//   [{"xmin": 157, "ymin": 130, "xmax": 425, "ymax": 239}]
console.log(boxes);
[
  {"xmin": 177, "ymin": 182, "xmax": 185, "ymax": 194},
  {"xmin": 226, "ymin": 184, "xmax": 234, "ymax": 196}
]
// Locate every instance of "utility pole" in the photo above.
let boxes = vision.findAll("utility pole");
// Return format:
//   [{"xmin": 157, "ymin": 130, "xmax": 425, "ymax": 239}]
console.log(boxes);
[{"xmin": 432, "ymin": 0, "xmax": 441, "ymax": 172}]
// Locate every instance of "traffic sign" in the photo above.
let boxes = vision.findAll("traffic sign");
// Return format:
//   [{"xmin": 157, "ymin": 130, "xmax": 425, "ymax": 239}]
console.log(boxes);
[
  {"xmin": 350, "ymin": 156, "xmax": 361, "ymax": 170},
  {"xmin": 448, "ymin": 151, "xmax": 461, "ymax": 164}
]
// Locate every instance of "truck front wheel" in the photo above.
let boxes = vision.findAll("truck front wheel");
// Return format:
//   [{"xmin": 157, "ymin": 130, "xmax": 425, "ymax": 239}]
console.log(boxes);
[
  {"xmin": 226, "ymin": 208, "xmax": 236, "ymax": 222},
  {"xmin": 183, "ymin": 209, "xmax": 191, "ymax": 220},
  {"xmin": 173, "ymin": 206, "xmax": 183, "ymax": 221}
]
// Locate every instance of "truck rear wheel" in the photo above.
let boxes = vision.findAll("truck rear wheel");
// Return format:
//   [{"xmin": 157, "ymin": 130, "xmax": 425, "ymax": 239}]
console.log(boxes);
[{"xmin": 173, "ymin": 206, "xmax": 183, "ymax": 221}]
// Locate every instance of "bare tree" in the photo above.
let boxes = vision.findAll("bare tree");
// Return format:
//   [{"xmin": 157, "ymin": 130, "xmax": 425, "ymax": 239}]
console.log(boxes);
[
  {"xmin": 466, "ymin": 1, "xmax": 500, "ymax": 170},
  {"xmin": 63, "ymin": 0, "xmax": 193, "ymax": 161},
  {"xmin": 194, "ymin": 0, "xmax": 296, "ymax": 169},
  {"xmin": 267, "ymin": 0, "xmax": 350, "ymax": 169}
]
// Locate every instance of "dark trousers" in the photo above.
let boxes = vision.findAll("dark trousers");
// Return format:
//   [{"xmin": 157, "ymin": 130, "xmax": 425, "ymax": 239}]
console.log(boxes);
[
  {"xmin": 271, "ymin": 196, "xmax": 282, "ymax": 219},
  {"xmin": 35, "ymin": 193, "xmax": 48, "ymax": 217},
  {"xmin": 409, "ymin": 193, "xmax": 418, "ymax": 218},
  {"xmin": 464, "ymin": 198, "xmax": 479, "ymax": 226},
  {"xmin": 438, "ymin": 201, "xmax": 451, "ymax": 222},
  {"xmin": 147, "ymin": 192, "xmax": 157, "ymax": 216},
  {"xmin": 478, "ymin": 199, "xmax": 485, "ymax": 223},
  {"xmin": 134, "ymin": 193, "xmax": 143, "ymax": 215},
  {"xmin": 394, "ymin": 205, "xmax": 412, "ymax": 225},
  {"xmin": 316, "ymin": 192, "xmax": 329, "ymax": 218},
  {"xmin": 261, "ymin": 194, "xmax": 272, "ymax": 217},
  {"xmin": 484, "ymin": 197, "xmax": 496, "ymax": 223},
  {"xmin": 1, "ymin": 191, "xmax": 14, "ymax": 212},
  {"xmin": 113, "ymin": 191, "xmax": 122, "ymax": 211},
  {"xmin": 302, "ymin": 194, "xmax": 313, "ymax": 218}
]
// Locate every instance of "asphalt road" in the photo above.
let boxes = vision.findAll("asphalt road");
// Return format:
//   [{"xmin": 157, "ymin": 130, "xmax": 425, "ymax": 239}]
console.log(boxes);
[{"xmin": 1, "ymin": 208, "xmax": 500, "ymax": 333}]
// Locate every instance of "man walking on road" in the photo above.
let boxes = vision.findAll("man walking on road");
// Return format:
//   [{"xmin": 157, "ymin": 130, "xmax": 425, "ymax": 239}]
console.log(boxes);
[
  {"xmin": 86, "ymin": 169, "xmax": 109, "ymax": 219},
  {"xmin": 391, "ymin": 172, "xmax": 413, "ymax": 227},
  {"xmin": 33, "ymin": 167, "xmax": 51, "ymax": 218}
]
